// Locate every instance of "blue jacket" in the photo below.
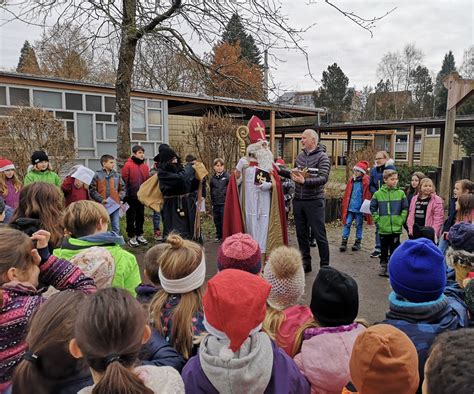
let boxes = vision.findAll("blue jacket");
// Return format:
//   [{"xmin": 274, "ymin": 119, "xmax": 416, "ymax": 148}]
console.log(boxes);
[
  {"xmin": 139, "ymin": 330, "xmax": 186, "ymax": 372},
  {"xmin": 369, "ymin": 162, "xmax": 396, "ymax": 194},
  {"xmin": 442, "ymin": 197, "xmax": 457, "ymax": 233},
  {"xmin": 348, "ymin": 177, "xmax": 363, "ymax": 213}
]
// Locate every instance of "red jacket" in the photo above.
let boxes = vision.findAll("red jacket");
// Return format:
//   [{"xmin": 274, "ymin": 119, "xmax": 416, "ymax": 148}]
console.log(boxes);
[
  {"xmin": 341, "ymin": 174, "xmax": 372, "ymax": 225},
  {"xmin": 121, "ymin": 157, "xmax": 150, "ymax": 198},
  {"xmin": 61, "ymin": 176, "xmax": 89, "ymax": 206}
]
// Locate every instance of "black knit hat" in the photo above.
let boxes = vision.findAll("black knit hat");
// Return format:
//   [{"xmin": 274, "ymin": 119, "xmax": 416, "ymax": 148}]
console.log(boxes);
[
  {"xmin": 310, "ymin": 266, "xmax": 359, "ymax": 327},
  {"xmin": 31, "ymin": 151, "xmax": 49, "ymax": 165},
  {"xmin": 157, "ymin": 146, "xmax": 177, "ymax": 164},
  {"xmin": 153, "ymin": 143, "xmax": 170, "ymax": 162}
]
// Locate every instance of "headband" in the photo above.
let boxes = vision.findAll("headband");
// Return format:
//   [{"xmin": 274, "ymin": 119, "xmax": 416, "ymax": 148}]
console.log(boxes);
[{"xmin": 159, "ymin": 254, "xmax": 206, "ymax": 294}]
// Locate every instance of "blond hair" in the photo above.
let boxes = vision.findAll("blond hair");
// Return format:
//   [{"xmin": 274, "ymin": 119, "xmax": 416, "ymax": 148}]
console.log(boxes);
[
  {"xmin": 149, "ymin": 233, "xmax": 204, "ymax": 359},
  {"xmin": 419, "ymin": 177, "xmax": 436, "ymax": 193},
  {"xmin": 376, "ymin": 151, "xmax": 390, "ymax": 159},
  {"xmin": 0, "ymin": 228, "xmax": 35, "ymax": 285},
  {"xmin": 63, "ymin": 200, "xmax": 109, "ymax": 238},
  {"xmin": 0, "ymin": 171, "xmax": 22, "ymax": 195}
]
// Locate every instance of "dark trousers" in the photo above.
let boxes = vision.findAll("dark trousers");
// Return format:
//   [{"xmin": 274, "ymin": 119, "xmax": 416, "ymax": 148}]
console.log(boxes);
[
  {"xmin": 126, "ymin": 197, "xmax": 145, "ymax": 238},
  {"xmin": 379, "ymin": 233, "xmax": 401, "ymax": 264},
  {"xmin": 212, "ymin": 204, "xmax": 225, "ymax": 240},
  {"xmin": 293, "ymin": 199, "xmax": 330, "ymax": 267}
]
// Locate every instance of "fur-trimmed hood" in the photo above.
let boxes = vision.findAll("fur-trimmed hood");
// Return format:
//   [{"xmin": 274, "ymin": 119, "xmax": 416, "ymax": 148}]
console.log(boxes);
[{"xmin": 445, "ymin": 246, "xmax": 474, "ymax": 268}]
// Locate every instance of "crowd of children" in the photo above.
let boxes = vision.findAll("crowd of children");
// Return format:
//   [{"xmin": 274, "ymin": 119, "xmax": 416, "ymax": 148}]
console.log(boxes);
[{"xmin": 0, "ymin": 147, "xmax": 473, "ymax": 393}]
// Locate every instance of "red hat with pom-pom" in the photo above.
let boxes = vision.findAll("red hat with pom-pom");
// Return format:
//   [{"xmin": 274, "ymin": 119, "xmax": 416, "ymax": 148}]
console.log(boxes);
[
  {"xmin": 353, "ymin": 160, "xmax": 370, "ymax": 174},
  {"xmin": 0, "ymin": 158, "xmax": 15, "ymax": 173}
]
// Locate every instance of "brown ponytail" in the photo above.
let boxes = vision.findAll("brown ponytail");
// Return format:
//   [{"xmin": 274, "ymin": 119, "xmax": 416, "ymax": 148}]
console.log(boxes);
[{"xmin": 75, "ymin": 288, "xmax": 153, "ymax": 394}]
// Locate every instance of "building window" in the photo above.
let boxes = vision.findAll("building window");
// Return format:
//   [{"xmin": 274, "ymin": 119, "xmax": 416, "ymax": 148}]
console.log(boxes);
[
  {"xmin": 86, "ymin": 95, "xmax": 102, "ymax": 112},
  {"xmin": 131, "ymin": 99, "xmax": 146, "ymax": 133},
  {"xmin": 33, "ymin": 90, "xmax": 62, "ymax": 109},
  {"xmin": 77, "ymin": 113, "xmax": 94, "ymax": 148},
  {"xmin": 149, "ymin": 126, "xmax": 162, "ymax": 141},
  {"xmin": 426, "ymin": 128, "xmax": 440, "ymax": 136},
  {"xmin": 66, "ymin": 93, "xmax": 83, "ymax": 110},
  {"xmin": 104, "ymin": 96, "xmax": 115, "ymax": 113},
  {"xmin": 105, "ymin": 124, "xmax": 117, "ymax": 140},
  {"xmin": 9, "ymin": 87, "xmax": 29, "ymax": 106},
  {"xmin": 0, "ymin": 86, "xmax": 6, "ymax": 105}
]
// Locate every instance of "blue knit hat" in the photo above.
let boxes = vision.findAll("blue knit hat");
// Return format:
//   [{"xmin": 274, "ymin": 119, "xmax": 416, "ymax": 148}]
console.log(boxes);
[
  {"xmin": 449, "ymin": 222, "xmax": 474, "ymax": 253},
  {"xmin": 389, "ymin": 238, "xmax": 446, "ymax": 303}
]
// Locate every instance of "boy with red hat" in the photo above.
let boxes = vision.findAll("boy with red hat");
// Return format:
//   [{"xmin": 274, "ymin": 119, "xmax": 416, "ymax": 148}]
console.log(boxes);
[{"xmin": 340, "ymin": 160, "xmax": 372, "ymax": 252}]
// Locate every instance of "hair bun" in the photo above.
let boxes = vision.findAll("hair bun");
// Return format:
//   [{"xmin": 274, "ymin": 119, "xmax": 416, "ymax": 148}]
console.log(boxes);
[{"xmin": 166, "ymin": 233, "xmax": 184, "ymax": 249}]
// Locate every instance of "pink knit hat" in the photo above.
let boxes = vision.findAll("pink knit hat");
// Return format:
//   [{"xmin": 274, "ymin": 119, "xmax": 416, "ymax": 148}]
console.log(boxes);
[
  {"xmin": 0, "ymin": 158, "xmax": 15, "ymax": 173},
  {"xmin": 217, "ymin": 233, "xmax": 262, "ymax": 274}
]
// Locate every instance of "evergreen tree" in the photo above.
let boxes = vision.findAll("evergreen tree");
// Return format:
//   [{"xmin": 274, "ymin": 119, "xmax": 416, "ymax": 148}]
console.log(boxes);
[
  {"xmin": 16, "ymin": 40, "xmax": 40, "ymax": 74},
  {"xmin": 313, "ymin": 63, "xmax": 353, "ymax": 122},
  {"xmin": 434, "ymin": 51, "xmax": 456, "ymax": 116},
  {"xmin": 410, "ymin": 65, "xmax": 433, "ymax": 117},
  {"xmin": 222, "ymin": 13, "xmax": 261, "ymax": 66}
]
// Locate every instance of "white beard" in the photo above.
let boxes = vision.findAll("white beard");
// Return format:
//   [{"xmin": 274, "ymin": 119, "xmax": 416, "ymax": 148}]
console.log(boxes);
[{"xmin": 247, "ymin": 141, "xmax": 274, "ymax": 172}]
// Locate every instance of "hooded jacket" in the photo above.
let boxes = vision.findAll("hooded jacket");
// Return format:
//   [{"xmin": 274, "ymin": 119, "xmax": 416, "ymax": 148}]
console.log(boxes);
[
  {"xmin": 182, "ymin": 332, "xmax": 310, "ymax": 394},
  {"xmin": 368, "ymin": 159, "xmax": 395, "ymax": 194},
  {"xmin": 121, "ymin": 156, "xmax": 150, "ymax": 198},
  {"xmin": 370, "ymin": 185, "xmax": 408, "ymax": 235},
  {"xmin": 53, "ymin": 232, "xmax": 141, "ymax": 297},
  {"xmin": 406, "ymin": 192, "xmax": 445, "ymax": 239},
  {"xmin": 293, "ymin": 323, "xmax": 366, "ymax": 394},
  {"xmin": 23, "ymin": 169, "xmax": 61, "ymax": 187}
]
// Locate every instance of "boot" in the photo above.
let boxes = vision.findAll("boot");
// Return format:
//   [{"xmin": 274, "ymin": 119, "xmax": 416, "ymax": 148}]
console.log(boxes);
[
  {"xmin": 352, "ymin": 239, "xmax": 361, "ymax": 251},
  {"xmin": 339, "ymin": 238, "xmax": 348, "ymax": 252},
  {"xmin": 378, "ymin": 261, "xmax": 388, "ymax": 277}
]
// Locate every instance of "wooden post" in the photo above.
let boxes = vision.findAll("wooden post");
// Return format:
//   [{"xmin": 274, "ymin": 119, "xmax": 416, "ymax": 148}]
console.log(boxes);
[
  {"xmin": 346, "ymin": 131, "xmax": 352, "ymax": 179},
  {"xmin": 270, "ymin": 110, "xmax": 276, "ymax": 156},
  {"xmin": 331, "ymin": 139, "xmax": 336, "ymax": 166},
  {"xmin": 438, "ymin": 127, "xmax": 445, "ymax": 167},
  {"xmin": 408, "ymin": 124, "xmax": 415, "ymax": 167},
  {"xmin": 470, "ymin": 154, "xmax": 474, "ymax": 181},
  {"xmin": 291, "ymin": 137, "xmax": 296, "ymax": 165},
  {"xmin": 440, "ymin": 107, "xmax": 456, "ymax": 204},
  {"xmin": 281, "ymin": 132, "xmax": 286, "ymax": 160},
  {"xmin": 390, "ymin": 132, "xmax": 396, "ymax": 159},
  {"xmin": 335, "ymin": 139, "xmax": 339, "ymax": 168}
]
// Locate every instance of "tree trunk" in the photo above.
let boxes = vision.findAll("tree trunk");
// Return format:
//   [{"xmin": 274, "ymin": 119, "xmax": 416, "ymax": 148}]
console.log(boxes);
[{"xmin": 115, "ymin": 0, "xmax": 138, "ymax": 167}]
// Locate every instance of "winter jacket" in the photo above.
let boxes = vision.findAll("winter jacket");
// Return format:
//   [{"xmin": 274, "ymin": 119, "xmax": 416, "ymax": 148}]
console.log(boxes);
[
  {"xmin": 210, "ymin": 171, "xmax": 230, "ymax": 206},
  {"xmin": 61, "ymin": 175, "xmax": 89, "ymax": 206},
  {"xmin": 293, "ymin": 323, "xmax": 366, "ymax": 394},
  {"xmin": 0, "ymin": 255, "xmax": 96, "ymax": 390},
  {"xmin": 121, "ymin": 156, "xmax": 150, "ymax": 199},
  {"xmin": 23, "ymin": 169, "xmax": 61, "ymax": 187},
  {"xmin": 342, "ymin": 175, "xmax": 372, "ymax": 225},
  {"xmin": 78, "ymin": 365, "xmax": 185, "ymax": 394},
  {"xmin": 280, "ymin": 144, "xmax": 330, "ymax": 200},
  {"xmin": 0, "ymin": 178, "xmax": 20, "ymax": 210},
  {"xmin": 89, "ymin": 168, "xmax": 125, "ymax": 204},
  {"xmin": 158, "ymin": 163, "xmax": 195, "ymax": 197},
  {"xmin": 276, "ymin": 305, "xmax": 313, "ymax": 357},
  {"xmin": 383, "ymin": 291, "xmax": 469, "ymax": 387},
  {"xmin": 442, "ymin": 197, "xmax": 457, "ymax": 232},
  {"xmin": 136, "ymin": 283, "xmax": 161, "ymax": 305},
  {"xmin": 182, "ymin": 333, "xmax": 310, "ymax": 394},
  {"xmin": 370, "ymin": 185, "xmax": 408, "ymax": 235},
  {"xmin": 407, "ymin": 193, "xmax": 445, "ymax": 239},
  {"xmin": 139, "ymin": 329, "xmax": 186, "ymax": 372},
  {"xmin": 53, "ymin": 232, "xmax": 141, "ymax": 297},
  {"xmin": 281, "ymin": 177, "xmax": 295, "ymax": 213},
  {"xmin": 368, "ymin": 160, "xmax": 396, "ymax": 194}
]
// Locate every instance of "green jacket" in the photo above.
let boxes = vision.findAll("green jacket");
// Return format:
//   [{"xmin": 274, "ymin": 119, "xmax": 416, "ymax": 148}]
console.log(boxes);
[
  {"xmin": 53, "ymin": 236, "xmax": 141, "ymax": 297},
  {"xmin": 24, "ymin": 169, "xmax": 61, "ymax": 187},
  {"xmin": 370, "ymin": 185, "xmax": 408, "ymax": 235}
]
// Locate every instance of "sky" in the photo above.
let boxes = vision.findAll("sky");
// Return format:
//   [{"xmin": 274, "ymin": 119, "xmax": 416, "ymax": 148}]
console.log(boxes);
[{"xmin": 0, "ymin": 0, "xmax": 472, "ymax": 95}]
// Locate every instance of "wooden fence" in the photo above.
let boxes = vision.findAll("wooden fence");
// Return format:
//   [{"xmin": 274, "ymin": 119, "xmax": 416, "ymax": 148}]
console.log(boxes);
[{"xmin": 427, "ymin": 153, "xmax": 474, "ymax": 197}]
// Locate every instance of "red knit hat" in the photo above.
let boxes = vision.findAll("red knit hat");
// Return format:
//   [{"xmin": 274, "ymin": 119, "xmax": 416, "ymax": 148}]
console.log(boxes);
[
  {"xmin": 203, "ymin": 269, "xmax": 271, "ymax": 352},
  {"xmin": 217, "ymin": 233, "xmax": 262, "ymax": 274},
  {"xmin": 0, "ymin": 158, "xmax": 15, "ymax": 173},
  {"xmin": 353, "ymin": 160, "xmax": 370, "ymax": 174},
  {"xmin": 275, "ymin": 158, "xmax": 285, "ymax": 166}
]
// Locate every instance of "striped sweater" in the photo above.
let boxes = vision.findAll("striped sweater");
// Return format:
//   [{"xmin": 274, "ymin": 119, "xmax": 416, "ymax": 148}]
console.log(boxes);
[{"xmin": 0, "ymin": 256, "xmax": 96, "ymax": 390}]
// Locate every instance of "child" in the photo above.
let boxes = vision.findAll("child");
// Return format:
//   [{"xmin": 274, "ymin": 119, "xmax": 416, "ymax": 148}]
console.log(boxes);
[
  {"xmin": 0, "ymin": 158, "xmax": 21, "ymax": 210},
  {"xmin": 370, "ymin": 169, "xmax": 408, "ymax": 277},
  {"xmin": 340, "ymin": 160, "xmax": 372, "ymax": 252},
  {"xmin": 69, "ymin": 288, "xmax": 185, "ymax": 393},
  {"xmin": 53, "ymin": 200, "xmax": 141, "ymax": 297},
  {"xmin": 439, "ymin": 179, "xmax": 474, "ymax": 254},
  {"xmin": 0, "ymin": 228, "xmax": 95, "ymax": 390},
  {"xmin": 344, "ymin": 324, "xmax": 419, "ymax": 394},
  {"xmin": 10, "ymin": 182, "xmax": 65, "ymax": 250},
  {"xmin": 455, "ymin": 193, "xmax": 474, "ymax": 223},
  {"xmin": 445, "ymin": 222, "xmax": 474, "ymax": 288},
  {"xmin": 210, "ymin": 158, "xmax": 229, "ymax": 242},
  {"xmin": 405, "ymin": 171, "xmax": 426, "ymax": 207},
  {"xmin": 422, "ymin": 328, "xmax": 474, "ymax": 394},
  {"xmin": 136, "ymin": 243, "xmax": 167, "ymax": 305},
  {"xmin": 122, "ymin": 145, "xmax": 150, "ymax": 247},
  {"xmin": 61, "ymin": 165, "xmax": 95, "ymax": 207},
  {"xmin": 217, "ymin": 232, "xmax": 262, "ymax": 274},
  {"xmin": 149, "ymin": 233, "xmax": 206, "ymax": 360},
  {"xmin": 89, "ymin": 154, "xmax": 125, "ymax": 235},
  {"xmin": 150, "ymin": 154, "xmax": 162, "ymax": 241},
  {"xmin": 262, "ymin": 246, "xmax": 312, "ymax": 357},
  {"xmin": 293, "ymin": 266, "xmax": 366, "ymax": 394},
  {"xmin": 383, "ymin": 238, "xmax": 469, "ymax": 390},
  {"xmin": 23, "ymin": 151, "xmax": 61, "ymax": 187},
  {"xmin": 407, "ymin": 177, "xmax": 445, "ymax": 241},
  {"xmin": 11, "ymin": 291, "xmax": 92, "ymax": 394},
  {"xmin": 181, "ymin": 269, "xmax": 310, "ymax": 393}
]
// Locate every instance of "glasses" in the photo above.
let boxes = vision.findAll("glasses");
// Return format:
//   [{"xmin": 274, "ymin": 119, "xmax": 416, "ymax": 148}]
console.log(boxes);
[{"xmin": 375, "ymin": 157, "xmax": 385, "ymax": 160}]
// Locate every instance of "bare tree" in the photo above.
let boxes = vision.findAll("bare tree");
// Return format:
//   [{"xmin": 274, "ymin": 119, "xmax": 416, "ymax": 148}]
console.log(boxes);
[{"xmin": 1, "ymin": 1, "xmax": 394, "ymax": 165}]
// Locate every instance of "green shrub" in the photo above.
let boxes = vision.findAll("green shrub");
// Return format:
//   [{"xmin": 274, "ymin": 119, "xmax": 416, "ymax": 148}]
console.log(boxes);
[{"xmin": 396, "ymin": 164, "xmax": 438, "ymax": 189}]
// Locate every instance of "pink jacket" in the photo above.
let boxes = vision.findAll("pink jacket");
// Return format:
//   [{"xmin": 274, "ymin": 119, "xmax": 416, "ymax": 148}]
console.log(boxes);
[
  {"xmin": 293, "ymin": 323, "xmax": 366, "ymax": 394},
  {"xmin": 407, "ymin": 193, "xmax": 445, "ymax": 239},
  {"xmin": 277, "ymin": 305, "xmax": 314, "ymax": 357}
]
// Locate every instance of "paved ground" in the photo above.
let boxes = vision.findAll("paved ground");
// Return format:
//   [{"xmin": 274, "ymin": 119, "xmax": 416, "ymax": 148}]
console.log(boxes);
[{"xmin": 132, "ymin": 222, "xmax": 405, "ymax": 324}]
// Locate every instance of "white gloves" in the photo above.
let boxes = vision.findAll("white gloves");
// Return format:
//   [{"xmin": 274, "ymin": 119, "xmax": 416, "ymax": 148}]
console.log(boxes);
[
  {"xmin": 236, "ymin": 157, "xmax": 249, "ymax": 172},
  {"xmin": 258, "ymin": 181, "xmax": 272, "ymax": 191}
]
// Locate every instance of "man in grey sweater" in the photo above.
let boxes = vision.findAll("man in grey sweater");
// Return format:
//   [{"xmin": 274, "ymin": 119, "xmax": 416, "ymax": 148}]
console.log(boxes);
[{"xmin": 280, "ymin": 129, "xmax": 331, "ymax": 272}]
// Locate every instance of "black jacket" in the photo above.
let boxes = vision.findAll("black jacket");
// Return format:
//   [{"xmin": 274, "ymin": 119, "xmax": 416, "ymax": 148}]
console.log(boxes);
[{"xmin": 210, "ymin": 171, "xmax": 230, "ymax": 206}]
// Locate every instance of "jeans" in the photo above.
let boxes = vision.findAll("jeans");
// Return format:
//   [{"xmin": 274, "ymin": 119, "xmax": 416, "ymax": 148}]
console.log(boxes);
[
  {"xmin": 374, "ymin": 223, "xmax": 381, "ymax": 251},
  {"xmin": 110, "ymin": 209, "xmax": 120, "ymax": 235},
  {"xmin": 380, "ymin": 234, "xmax": 401, "ymax": 264},
  {"xmin": 438, "ymin": 236, "xmax": 449, "ymax": 255},
  {"xmin": 342, "ymin": 212, "xmax": 363, "ymax": 240},
  {"xmin": 153, "ymin": 211, "xmax": 161, "ymax": 232},
  {"xmin": 126, "ymin": 197, "xmax": 145, "ymax": 238},
  {"xmin": 293, "ymin": 198, "xmax": 330, "ymax": 267},
  {"xmin": 212, "ymin": 205, "xmax": 225, "ymax": 240}
]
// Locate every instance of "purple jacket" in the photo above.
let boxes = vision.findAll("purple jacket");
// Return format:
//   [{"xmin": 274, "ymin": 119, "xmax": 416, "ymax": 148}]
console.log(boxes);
[
  {"xmin": 182, "ymin": 338, "xmax": 310, "ymax": 394},
  {"xmin": 0, "ymin": 179, "xmax": 19, "ymax": 210}
]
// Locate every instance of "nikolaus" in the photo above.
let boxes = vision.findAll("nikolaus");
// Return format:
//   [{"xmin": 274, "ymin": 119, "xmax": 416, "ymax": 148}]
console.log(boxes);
[{"xmin": 223, "ymin": 116, "xmax": 288, "ymax": 257}]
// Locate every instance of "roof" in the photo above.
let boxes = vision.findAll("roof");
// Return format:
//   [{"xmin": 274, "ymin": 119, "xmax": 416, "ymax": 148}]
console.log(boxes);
[{"xmin": 0, "ymin": 71, "xmax": 325, "ymax": 120}]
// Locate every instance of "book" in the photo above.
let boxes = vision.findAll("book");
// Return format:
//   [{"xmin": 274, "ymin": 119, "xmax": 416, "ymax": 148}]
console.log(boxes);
[{"xmin": 254, "ymin": 167, "xmax": 271, "ymax": 185}]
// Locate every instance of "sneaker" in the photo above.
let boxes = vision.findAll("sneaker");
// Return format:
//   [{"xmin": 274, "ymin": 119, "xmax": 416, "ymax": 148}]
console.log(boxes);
[
  {"xmin": 378, "ymin": 262, "xmax": 389, "ymax": 277},
  {"xmin": 137, "ymin": 235, "xmax": 148, "ymax": 245},
  {"xmin": 154, "ymin": 230, "xmax": 162, "ymax": 241},
  {"xmin": 310, "ymin": 239, "xmax": 317, "ymax": 247},
  {"xmin": 128, "ymin": 237, "xmax": 139, "ymax": 247},
  {"xmin": 370, "ymin": 250, "xmax": 381, "ymax": 258},
  {"xmin": 214, "ymin": 237, "xmax": 221, "ymax": 243}
]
